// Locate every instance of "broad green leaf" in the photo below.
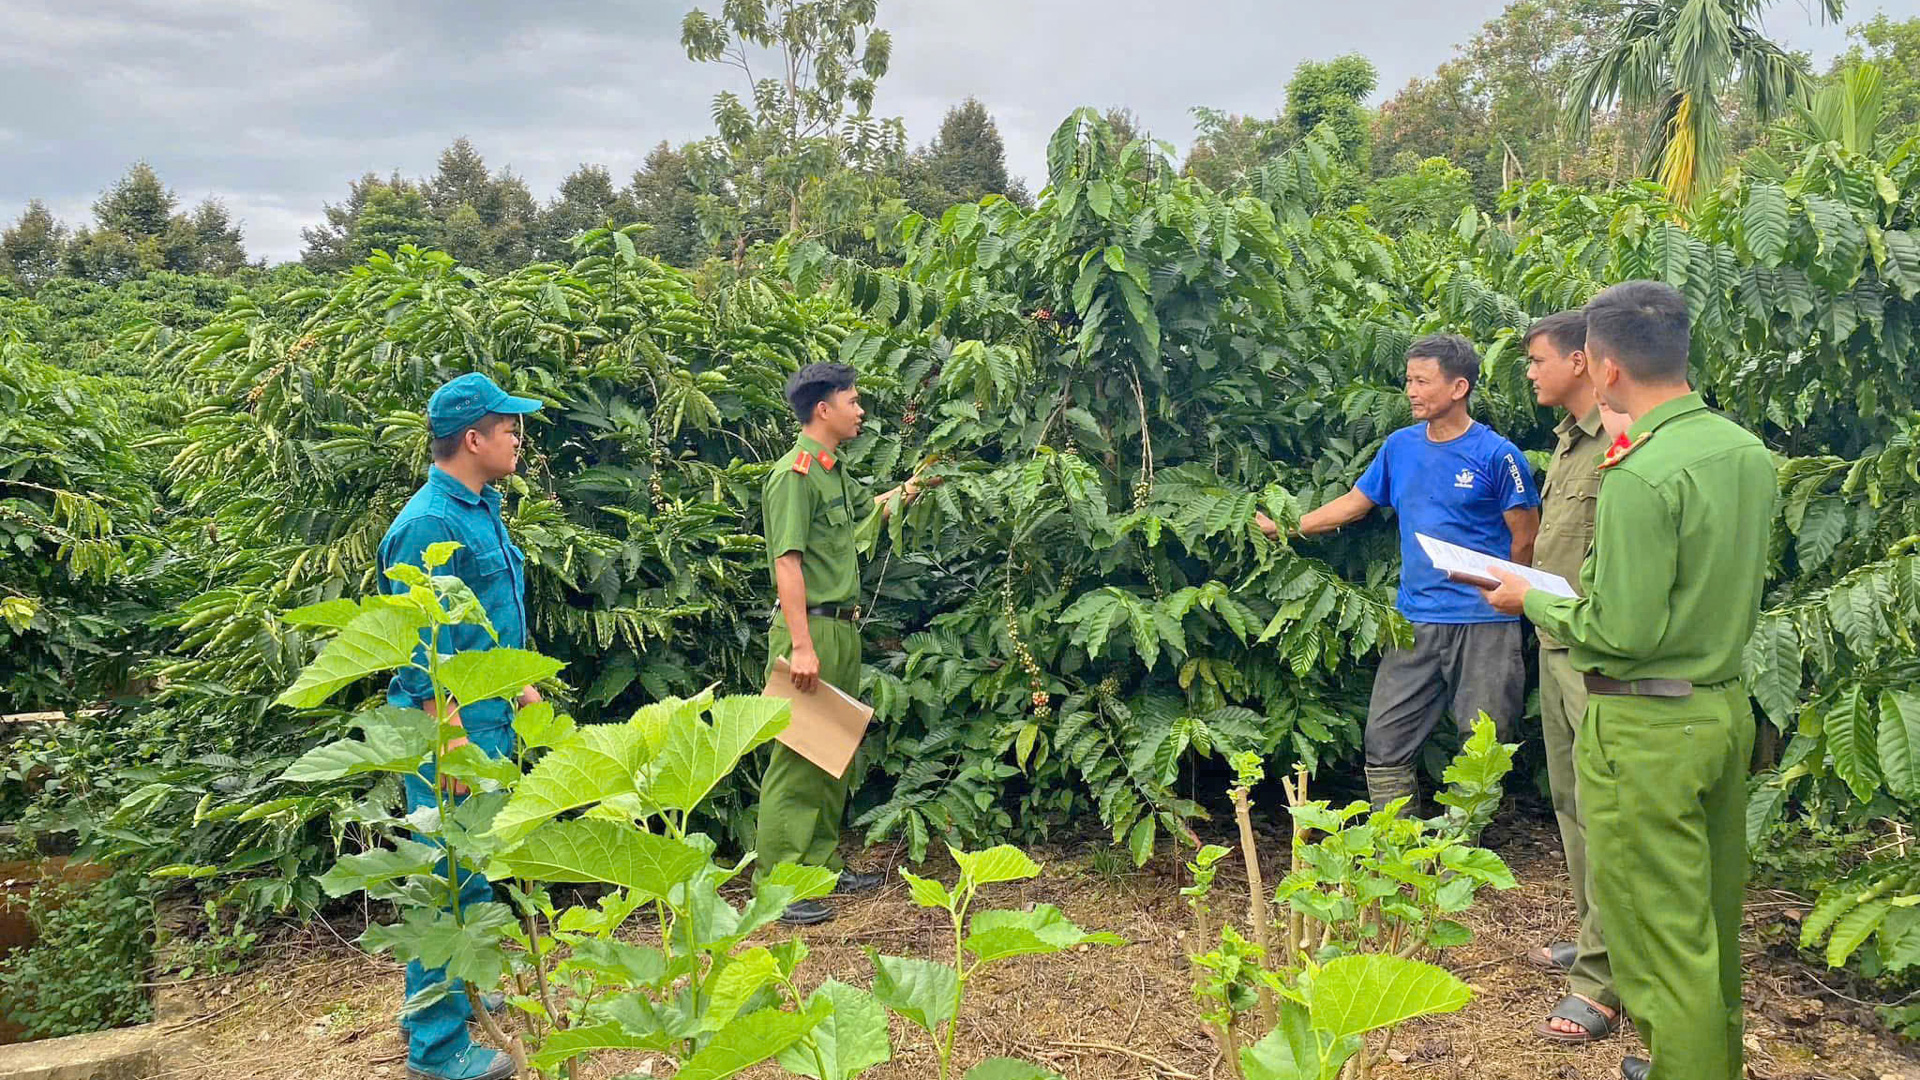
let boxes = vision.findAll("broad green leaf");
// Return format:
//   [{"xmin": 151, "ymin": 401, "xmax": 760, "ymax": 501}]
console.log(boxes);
[
  {"xmin": 674, "ymin": 1002, "xmax": 830, "ymax": 1080},
  {"xmin": 528, "ymin": 1021, "xmax": 673, "ymax": 1071},
  {"xmin": 948, "ymin": 844, "xmax": 1041, "ymax": 887},
  {"xmin": 1743, "ymin": 181, "xmax": 1790, "ymax": 263},
  {"xmin": 867, "ymin": 951, "xmax": 959, "ymax": 1033},
  {"xmin": 282, "ymin": 598, "xmax": 362, "ymax": 629},
  {"xmin": 491, "ymin": 721, "xmax": 654, "ymax": 840},
  {"xmin": 1240, "ymin": 1003, "xmax": 1357, "ymax": 1080},
  {"xmin": 1877, "ymin": 689, "xmax": 1920, "ymax": 800},
  {"xmin": 776, "ymin": 980, "xmax": 892, "ymax": 1080},
  {"xmin": 560, "ymin": 938, "xmax": 669, "ymax": 986},
  {"xmin": 276, "ymin": 605, "xmax": 428, "ymax": 708},
  {"xmin": 279, "ymin": 706, "xmax": 436, "ymax": 782},
  {"xmin": 899, "ymin": 869, "xmax": 953, "ymax": 910},
  {"xmin": 1826, "ymin": 685, "xmax": 1882, "ymax": 801},
  {"xmin": 703, "ymin": 947, "xmax": 779, "ymax": 1032},
  {"xmin": 1746, "ymin": 777, "xmax": 1788, "ymax": 848},
  {"xmin": 497, "ymin": 818, "xmax": 707, "ymax": 900},
  {"xmin": 962, "ymin": 904, "xmax": 1124, "ymax": 964},
  {"xmin": 439, "ymin": 647, "xmax": 564, "ymax": 705},
  {"xmin": 316, "ymin": 839, "xmax": 440, "ymax": 897},
  {"xmin": 438, "ymin": 743, "xmax": 522, "ymax": 790},
  {"xmin": 645, "ymin": 694, "xmax": 790, "ymax": 815},
  {"xmin": 422, "ymin": 540, "xmax": 462, "ymax": 569},
  {"xmin": 1305, "ymin": 954, "xmax": 1471, "ymax": 1041},
  {"xmin": 1827, "ymin": 898, "xmax": 1893, "ymax": 967},
  {"xmin": 512, "ymin": 700, "xmax": 575, "ymax": 749},
  {"xmin": 360, "ymin": 901, "xmax": 515, "ymax": 986},
  {"xmin": 963, "ymin": 1061, "xmax": 1063, "ymax": 1080}
]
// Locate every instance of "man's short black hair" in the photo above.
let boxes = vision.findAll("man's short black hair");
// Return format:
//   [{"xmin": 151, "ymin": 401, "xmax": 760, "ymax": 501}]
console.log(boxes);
[
  {"xmin": 1583, "ymin": 281, "xmax": 1690, "ymax": 384},
  {"xmin": 430, "ymin": 412, "xmax": 515, "ymax": 461},
  {"xmin": 1523, "ymin": 310, "xmax": 1587, "ymax": 356},
  {"xmin": 1406, "ymin": 333, "xmax": 1482, "ymax": 395},
  {"xmin": 785, "ymin": 362, "xmax": 858, "ymax": 423}
]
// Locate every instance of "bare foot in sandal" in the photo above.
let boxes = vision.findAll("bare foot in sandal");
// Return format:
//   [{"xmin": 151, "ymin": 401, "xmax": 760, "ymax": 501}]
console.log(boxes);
[{"xmin": 1537, "ymin": 993, "xmax": 1621, "ymax": 1043}]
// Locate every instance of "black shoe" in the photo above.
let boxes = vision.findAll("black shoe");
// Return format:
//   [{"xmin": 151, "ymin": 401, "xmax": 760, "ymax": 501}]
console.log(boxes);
[
  {"xmin": 1620, "ymin": 1058, "xmax": 1650, "ymax": 1080},
  {"xmin": 779, "ymin": 899, "xmax": 835, "ymax": 925},
  {"xmin": 835, "ymin": 869, "xmax": 884, "ymax": 895}
]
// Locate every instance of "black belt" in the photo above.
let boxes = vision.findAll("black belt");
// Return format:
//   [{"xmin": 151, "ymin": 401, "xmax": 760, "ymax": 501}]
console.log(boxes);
[
  {"xmin": 1584, "ymin": 674, "xmax": 1693, "ymax": 698},
  {"xmin": 790, "ymin": 605, "xmax": 860, "ymax": 621}
]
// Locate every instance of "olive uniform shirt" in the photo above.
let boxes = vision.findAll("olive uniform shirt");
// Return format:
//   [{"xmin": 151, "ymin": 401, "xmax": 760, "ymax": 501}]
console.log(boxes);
[
  {"xmin": 1532, "ymin": 407, "xmax": 1608, "ymax": 649},
  {"xmin": 1524, "ymin": 392, "xmax": 1775, "ymax": 683},
  {"xmin": 763, "ymin": 433, "xmax": 861, "ymax": 606}
]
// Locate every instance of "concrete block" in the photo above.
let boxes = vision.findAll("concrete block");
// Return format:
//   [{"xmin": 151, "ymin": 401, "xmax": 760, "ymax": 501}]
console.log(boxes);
[{"xmin": 0, "ymin": 1024, "xmax": 165, "ymax": 1080}]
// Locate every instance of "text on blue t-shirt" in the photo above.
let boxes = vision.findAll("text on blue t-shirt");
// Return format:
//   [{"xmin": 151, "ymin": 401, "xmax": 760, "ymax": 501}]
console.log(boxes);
[{"xmin": 1355, "ymin": 421, "xmax": 1540, "ymax": 624}]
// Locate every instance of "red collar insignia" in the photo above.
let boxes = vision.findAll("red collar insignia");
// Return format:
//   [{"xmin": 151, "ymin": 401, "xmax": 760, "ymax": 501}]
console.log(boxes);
[
  {"xmin": 792, "ymin": 450, "xmax": 813, "ymax": 475},
  {"xmin": 1600, "ymin": 431, "xmax": 1650, "ymax": 470},
  {"xmin": 817, "ymin": 452, "xmax": 837, "ymax": 471}
]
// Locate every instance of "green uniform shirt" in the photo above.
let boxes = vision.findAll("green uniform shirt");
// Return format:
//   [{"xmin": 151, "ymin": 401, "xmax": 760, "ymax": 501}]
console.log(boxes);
[
  {"xmin": 763, "ymin": 433, "xmax": 862, "ymax": 606},
  {"xmin": 1524, "ymin": 392, "xmax": 1775, "ymax": 684},
  {"xmin": 1532, "ymin": 406, "xmax": 1608, "ymax": 650}
]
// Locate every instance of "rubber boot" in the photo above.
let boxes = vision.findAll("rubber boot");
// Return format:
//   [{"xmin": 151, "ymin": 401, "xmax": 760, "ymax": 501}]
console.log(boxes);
[{"xmin": 1365, "ymin": 765, "xmax": 1419, "ymax": 816}]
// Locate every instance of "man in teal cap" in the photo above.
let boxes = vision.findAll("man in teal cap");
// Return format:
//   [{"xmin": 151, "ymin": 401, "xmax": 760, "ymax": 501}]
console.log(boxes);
[{"xmin": 379, "ymin": 372, "xmax": 543, "ymax": 1080}]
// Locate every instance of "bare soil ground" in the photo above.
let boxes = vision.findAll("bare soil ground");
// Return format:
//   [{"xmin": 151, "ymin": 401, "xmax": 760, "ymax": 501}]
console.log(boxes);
[{"xmin": 155, "ymin": 819, "xmax": 1918, "ymax": 1080}]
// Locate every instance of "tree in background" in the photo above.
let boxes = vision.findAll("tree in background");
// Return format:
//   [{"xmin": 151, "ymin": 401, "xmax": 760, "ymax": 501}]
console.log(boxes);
[
  {"xmin": 423, "ymin": 137, "xmax": 539, "ymax": 269},
  {"xmin": 1182, "ymin": 55, "xmax": 1375, "ymax": 190},
  {"xmin": 1, "ymin": 202, "xmax": 70, "ymax": 291},
  {"xmin": 896, "ymin": 98, "xmax": 1031, "ymax": 217},
  {"xmin": 626, "ymin": 143, "xmax": 707, "ymax": 267},
  {"xmin": 1375, "ymin": 0, "xmax": 1624, "ymax": 204},
  {"xmin": 682, "ymin": 0, "xmax": 906, "ymax": 252},
  {"xmin": 1565, "ymin": 0, "xmax": 1843, "ymax": 203},
  {"xmin": 5, "ymin": 164, "xmax": 258, "ymax": 285},
  {"xmin": 1182, "ymin": 108, "xmax": 1289, "ymax": 191},
  {"xmin": 346, "ymin": 183, "xmax": 441, "ymax": 264},
  {"xmin": 300, "ymin": 142, "xmax": 539, "ymax": 273},
  {"xmin": 1364, "ymin": 156, "xmax": 1477, "ymax": 234},
  {"xmin": 1284, "ymin": 54, "xmax": 1378, "ymax": 169},
  {"xmin": 534, "ymin": 164, "xmax": 633, "ymax": 262},
  {"xmin": 1832, "ymin": 14, "xmax": 1920, "ymax": 133}
]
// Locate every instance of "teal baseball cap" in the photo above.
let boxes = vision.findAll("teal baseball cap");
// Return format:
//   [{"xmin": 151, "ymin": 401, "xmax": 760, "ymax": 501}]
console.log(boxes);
[{"xmin": 427, "ymin": 372, "xmax": 543, "ymax": 438}]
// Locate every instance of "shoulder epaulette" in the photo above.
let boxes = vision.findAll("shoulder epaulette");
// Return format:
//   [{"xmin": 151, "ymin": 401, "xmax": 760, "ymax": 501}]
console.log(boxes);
[
  {"xmin": 792, "ymin": 450, "xmax": 813, "ymax": 475},
  {"xmin": 1599, "ymin": 431, "xmax": 1651, "ymax": 470}
]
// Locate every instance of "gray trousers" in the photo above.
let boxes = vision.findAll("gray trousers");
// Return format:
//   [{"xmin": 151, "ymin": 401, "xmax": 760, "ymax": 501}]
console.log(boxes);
[{"xmin": 1364, "ymin": 621, "xmax": 1525, "ymax": 767}]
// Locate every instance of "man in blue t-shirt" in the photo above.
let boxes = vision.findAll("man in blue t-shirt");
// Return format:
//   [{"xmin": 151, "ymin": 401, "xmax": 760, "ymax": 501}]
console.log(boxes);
[{"xmin": 1258, "ymin": 334, "xmax": 1540, "ymax": 812}]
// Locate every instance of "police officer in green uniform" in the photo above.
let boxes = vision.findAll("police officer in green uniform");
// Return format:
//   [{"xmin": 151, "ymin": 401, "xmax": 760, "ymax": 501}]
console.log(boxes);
[
  {"xmin": 759, "ymin": 362, "xmax": 933, "ymax": 925},
  {"xmin": 1521, "ymin": 311, "xmax": 1625, "ymax": 1043},
  {"xmin": 1483, "ymin": 282, "xmax": 1775, "ymax": 1080}
]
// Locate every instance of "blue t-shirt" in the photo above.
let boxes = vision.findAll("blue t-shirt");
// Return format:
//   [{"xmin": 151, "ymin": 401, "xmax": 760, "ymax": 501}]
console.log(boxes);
[{"xmin": 1356, "ymin": 421, "xmax": 1540, "ymax": 624}]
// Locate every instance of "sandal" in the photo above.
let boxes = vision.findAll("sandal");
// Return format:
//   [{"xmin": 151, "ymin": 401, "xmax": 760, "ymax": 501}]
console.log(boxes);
[
  {"xmin": 1535, "ymin": 993, "xmax": 1623, "ymax": 1044},
  {"xmin": 1524, "ymin": 941, "xmax": 1577, "ymax": 972}
]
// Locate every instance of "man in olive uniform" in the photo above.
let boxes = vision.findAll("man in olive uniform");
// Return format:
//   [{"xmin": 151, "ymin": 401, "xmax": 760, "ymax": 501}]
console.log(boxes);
[
  {"xmin": 1483, "ymin": 282, "xmax": 1775, "ymax": 1080},
  {"xmin": 1521, "ymin": 310, "xmax": 1625, "ymax": 1043},
  {"xmin": 759, "ymin": 362, "xmax": 931, "ymax": 925}
]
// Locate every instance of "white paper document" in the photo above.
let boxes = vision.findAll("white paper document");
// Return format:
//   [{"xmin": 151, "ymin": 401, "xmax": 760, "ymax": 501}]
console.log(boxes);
[{"xmin": 1415, "ymin": 532, "xmax": 1577, "ymax": 598}]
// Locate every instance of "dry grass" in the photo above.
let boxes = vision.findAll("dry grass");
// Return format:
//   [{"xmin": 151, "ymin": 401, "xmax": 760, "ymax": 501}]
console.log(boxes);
[{"xmin": 156, "ymin": 820, "xmax": 1919, "ymax": 1080}]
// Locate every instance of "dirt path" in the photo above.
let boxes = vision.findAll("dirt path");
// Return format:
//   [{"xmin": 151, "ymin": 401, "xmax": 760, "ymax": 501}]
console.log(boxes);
[{"xmin": 162, "ymin": 821, "xmax": 1917, "ymax": 1080}]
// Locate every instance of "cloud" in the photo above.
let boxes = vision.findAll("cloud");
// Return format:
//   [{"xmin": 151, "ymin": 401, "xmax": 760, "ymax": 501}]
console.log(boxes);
[{"xmin": 0, "ymin": 0, "xmax": 1888, "ymax": 262}]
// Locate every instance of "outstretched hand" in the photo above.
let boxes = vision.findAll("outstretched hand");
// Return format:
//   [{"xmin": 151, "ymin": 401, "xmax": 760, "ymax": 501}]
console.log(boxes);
[{"xmin": 1253, "ymin": 511, "xmax": 1281, "ymax": 542}]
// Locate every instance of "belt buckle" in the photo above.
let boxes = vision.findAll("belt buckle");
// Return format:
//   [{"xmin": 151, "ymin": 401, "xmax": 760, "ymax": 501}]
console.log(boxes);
[{"xmin": 850, "ymin": 605, "xmax": 862, "ymax": 621}]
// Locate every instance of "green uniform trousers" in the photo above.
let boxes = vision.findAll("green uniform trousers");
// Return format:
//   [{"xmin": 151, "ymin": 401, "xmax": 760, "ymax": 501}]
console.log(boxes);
[
  {"xmin": 1578, "ymin": 684, "xmax": 1755, "ymax": 1080},
  {"xmin": 1539, "ymin": 647, "xmax": 1616, "ymax": 1010},
  {"xmin": 755, "ymin": 614, "xmax": 862, "ymax": 878}
]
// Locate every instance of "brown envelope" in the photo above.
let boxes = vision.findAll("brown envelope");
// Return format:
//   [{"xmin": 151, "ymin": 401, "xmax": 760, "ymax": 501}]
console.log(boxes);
[{"xmin": 762, "ymin": 656, "xmax": 874, "ymax": 779}]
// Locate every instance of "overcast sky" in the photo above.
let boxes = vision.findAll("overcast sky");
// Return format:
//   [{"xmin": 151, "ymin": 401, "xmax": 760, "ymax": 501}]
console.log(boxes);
[{"xmin": 3, "ymin": 0, "xmax": 1912, "ymax": 263}]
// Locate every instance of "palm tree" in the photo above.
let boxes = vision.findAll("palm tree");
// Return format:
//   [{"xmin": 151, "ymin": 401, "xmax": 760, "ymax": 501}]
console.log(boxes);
[{"xmin": 1564, "ymin": 0, "xmax": 1844, "ymax": 203}]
